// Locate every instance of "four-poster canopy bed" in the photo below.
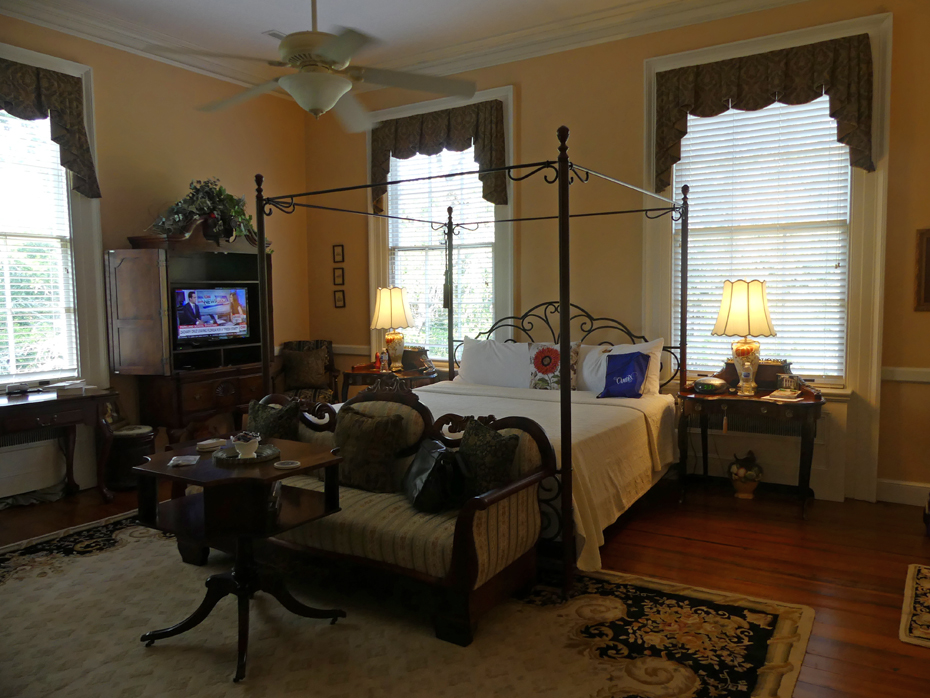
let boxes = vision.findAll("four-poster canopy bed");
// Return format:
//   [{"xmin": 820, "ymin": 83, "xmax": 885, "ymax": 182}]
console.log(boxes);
[{"xmin": 251, "ymin": 125, "xmax": 690, "ymax": 586}]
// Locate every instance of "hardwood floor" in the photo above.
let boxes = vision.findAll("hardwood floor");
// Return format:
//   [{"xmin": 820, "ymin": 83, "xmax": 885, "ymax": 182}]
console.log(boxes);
[
  {"xmin": 0, "ymin": 484, "xmax": 168, "ymax": 548},
  {"xmin": 601, "ymin": 480, "xmax": 930, "ymax": 697},
  {"xmin": 1, "ymin": 479, "xmax": 928, "ymax": 695}
]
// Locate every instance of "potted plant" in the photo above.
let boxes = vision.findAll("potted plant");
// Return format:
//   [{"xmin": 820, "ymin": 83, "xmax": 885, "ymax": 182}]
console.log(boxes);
[
  {"xmin": 151, "ymin": 178, "xmax": 255, "ymax": 245},
  {"xmin": 729, "ymin": 451, "xmax": 763, "ymax": 499}
]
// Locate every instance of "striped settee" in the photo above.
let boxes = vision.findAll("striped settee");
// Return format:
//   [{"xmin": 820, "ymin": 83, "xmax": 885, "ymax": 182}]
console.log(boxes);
[{"xmin": 274, "ymin": 383, "xmax": 556, "ymax": 646}]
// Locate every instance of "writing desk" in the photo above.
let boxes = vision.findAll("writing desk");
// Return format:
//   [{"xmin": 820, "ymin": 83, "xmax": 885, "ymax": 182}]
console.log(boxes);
[{"xmin": 0, "ymin": 388, "xmax": 120, "ymax": 502}]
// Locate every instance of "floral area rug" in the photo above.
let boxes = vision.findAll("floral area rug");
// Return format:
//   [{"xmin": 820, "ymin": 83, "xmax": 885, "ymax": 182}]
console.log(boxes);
[
  {"xmin": 0, "ymin": 517, "xmax": 813, "ymax": 698},
  {"xmin": 900, "ymin": 564, "xmax": 930, "ymax": 648}
]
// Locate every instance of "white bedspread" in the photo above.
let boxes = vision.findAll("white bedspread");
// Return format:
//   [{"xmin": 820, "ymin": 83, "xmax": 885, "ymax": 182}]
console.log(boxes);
[{"xmin": 410, "ymin": 382, "xmax": 677, "ymax": 571}]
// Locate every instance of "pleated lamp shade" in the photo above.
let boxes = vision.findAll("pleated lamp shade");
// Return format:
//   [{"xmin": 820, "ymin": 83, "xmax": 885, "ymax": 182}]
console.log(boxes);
[
  {"xmin": 711, "ymin": 280, "xmax": 776, "ymax": 338},
  {"xmin": 370, "ymin": 287, "xmax": 414, "ymax": 330}
]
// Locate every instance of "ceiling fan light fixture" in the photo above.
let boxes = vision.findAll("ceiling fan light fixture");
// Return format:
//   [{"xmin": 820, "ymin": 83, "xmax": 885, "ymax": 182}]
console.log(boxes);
[{"xmin": 279, "ymin": 71, "xmax": 352, "ymax": 117}]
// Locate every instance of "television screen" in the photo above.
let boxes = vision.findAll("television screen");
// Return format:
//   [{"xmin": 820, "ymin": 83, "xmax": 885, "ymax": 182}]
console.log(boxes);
[{"xmin": 175, "ymin": 288, "xmax": 249, "ymax": 342}]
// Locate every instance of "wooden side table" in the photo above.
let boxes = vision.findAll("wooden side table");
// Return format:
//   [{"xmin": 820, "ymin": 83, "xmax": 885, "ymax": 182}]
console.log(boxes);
[
  {"xmin": 134, "ymin": 438, "xmax": 344, "ymax": 682},
  {"xmin": 678, "ymin": 385, "xmax": 825, "ymax": 516},
  {"xmin": 342, "ymin": 365, "xmax": 439, "ymax": 402}
]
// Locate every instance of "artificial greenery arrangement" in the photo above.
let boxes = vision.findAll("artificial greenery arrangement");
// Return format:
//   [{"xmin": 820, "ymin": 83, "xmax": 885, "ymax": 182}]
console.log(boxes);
[{"xmin": 152, "ymin": 178, "xmax": 255, "ymax": 243}]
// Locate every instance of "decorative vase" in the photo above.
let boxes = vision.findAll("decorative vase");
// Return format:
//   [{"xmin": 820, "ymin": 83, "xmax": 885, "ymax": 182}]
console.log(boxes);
[{"xmin": 732, "ymin": 477, "xmax": 760, "ymax": 499}]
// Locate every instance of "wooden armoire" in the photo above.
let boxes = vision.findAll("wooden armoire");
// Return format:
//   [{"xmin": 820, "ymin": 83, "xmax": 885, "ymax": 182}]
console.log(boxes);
[{"xmin": 105, "ymin": 234, "xmax": 272, "ymax": 430}]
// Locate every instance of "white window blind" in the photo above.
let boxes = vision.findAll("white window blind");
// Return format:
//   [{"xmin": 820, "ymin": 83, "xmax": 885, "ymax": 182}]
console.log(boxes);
[
  {"xmin": 673, "ymin": 96, "xmax": 851, "ymax": 383},
  {"xmin": 388, "ymin": 148, "xmax": 495, "ymax": 360},
  {"xmin": 0, "ymin": 110, "xmax": 79, "ymax": 383}
]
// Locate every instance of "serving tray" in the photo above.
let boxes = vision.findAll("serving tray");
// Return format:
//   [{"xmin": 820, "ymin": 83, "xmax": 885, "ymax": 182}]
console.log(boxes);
[{"xmin": 212, "ymin": 444, "xmax": 281, "ymax": 464}]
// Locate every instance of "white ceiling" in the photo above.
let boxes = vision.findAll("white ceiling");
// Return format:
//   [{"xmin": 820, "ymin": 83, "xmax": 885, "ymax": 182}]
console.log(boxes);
[{"xmin": 0, "ymin": 0, "xmax": 806, "ymax": 86}]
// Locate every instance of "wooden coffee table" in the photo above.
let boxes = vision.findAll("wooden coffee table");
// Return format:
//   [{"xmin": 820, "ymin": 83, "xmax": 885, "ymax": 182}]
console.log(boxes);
[{"xmin": 134, "ymin": 438, "xmax": 343, "ymax": 682}]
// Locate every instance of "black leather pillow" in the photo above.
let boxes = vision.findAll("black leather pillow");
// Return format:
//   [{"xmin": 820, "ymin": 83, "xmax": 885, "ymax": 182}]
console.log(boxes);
[
  {"xmin": 247, "ymin": 399, "xmax": 299, "ymax": 440},
  {"xmin": 333, "ymin": 405, "xmax": 404, "ymax": 493},
  {"xmin": 457, "ymin": 419, "xmax": 520, "ymax": 495}
]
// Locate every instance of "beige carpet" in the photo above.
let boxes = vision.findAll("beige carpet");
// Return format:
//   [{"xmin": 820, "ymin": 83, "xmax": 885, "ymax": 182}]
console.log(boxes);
[
  {"xmin": 900, "ymin": 564, "xmax": 930, "ymax": 648},
  {"xmin": 0, "ymin": 517, "xmax": 814, "ymax": 698}
]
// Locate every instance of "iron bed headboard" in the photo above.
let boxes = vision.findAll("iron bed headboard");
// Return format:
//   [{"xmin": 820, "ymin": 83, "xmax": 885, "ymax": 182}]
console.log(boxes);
[{"xmin": 452, "ymin": 301, "xmax": 681, "ymax": 389}]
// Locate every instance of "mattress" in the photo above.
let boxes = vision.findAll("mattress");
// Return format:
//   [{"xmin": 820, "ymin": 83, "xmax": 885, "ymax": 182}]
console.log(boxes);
[{"xmin": 411, "ymin": 381, "xmax": 677, "ymax": 571}]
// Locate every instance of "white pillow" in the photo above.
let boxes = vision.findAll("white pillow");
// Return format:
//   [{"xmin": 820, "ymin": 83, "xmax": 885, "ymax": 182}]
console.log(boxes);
[
  {"xmin": 458, "ymin": 337, "xmax": 531, "ymax": 389},
  {"xmin": 576, "ymin": 338, "xmax": 665, "ymax": 395}
]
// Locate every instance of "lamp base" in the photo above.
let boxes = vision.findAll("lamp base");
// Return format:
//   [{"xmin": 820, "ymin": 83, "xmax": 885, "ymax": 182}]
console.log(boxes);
[
  {"xmin": 732, "ymin": 337, "xmax": 761, "ymax": 396},
  {"xmin": 385, "ymin": 331, "xmax": 405, "ymax": 370}
]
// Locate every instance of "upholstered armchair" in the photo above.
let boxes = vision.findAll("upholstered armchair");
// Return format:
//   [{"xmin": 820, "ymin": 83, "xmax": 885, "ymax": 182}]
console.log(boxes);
[
  {"xmin": 275, "ymin": 382, "xmax": 556, "ymax": 646},
  {"xmin": 272, "ymin": 339, "xmax": 340, "ymax": 405}
]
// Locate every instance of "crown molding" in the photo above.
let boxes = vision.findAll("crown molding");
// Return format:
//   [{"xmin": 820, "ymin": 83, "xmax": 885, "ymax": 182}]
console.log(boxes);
[
  {"xmin": 4, "ymin": 0, "xmax": 809, "ymax": 84},
  {"xmin": 0, "ymin": 0, "xmax": 271, "ymax": 87},
  {"xmin": 376, "ymin": 0, "xmax": 809, "ymax": 75}
]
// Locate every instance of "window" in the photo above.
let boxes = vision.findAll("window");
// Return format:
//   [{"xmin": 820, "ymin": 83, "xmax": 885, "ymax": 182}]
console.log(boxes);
[
  {"xmin": 0, "ymin": 110, "xmax": 79, "ymax": 382},
  {"xmin": 673, "ymin": 96, "xmax": 851, "ymax": 383},
  {"xmin": 387, "ymin": 147, "xmax": 497, "ymax": 360}
]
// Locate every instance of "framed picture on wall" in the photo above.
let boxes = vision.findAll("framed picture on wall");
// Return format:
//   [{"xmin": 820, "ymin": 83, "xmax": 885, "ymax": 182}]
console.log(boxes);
[
  {"xmin": 333, "ymin": 267, "xmax": 344, "ymax": 286},
  {"xmin": 334, "ymin": 290, "xmax": 346, "ymax": 308},
  {"xmin": 918, "ymin": 230, "xmax": 930, "ymax": 311},
  {"xmin": 333, "ymin": 244, "xmax": 344, "ymax": 263}
]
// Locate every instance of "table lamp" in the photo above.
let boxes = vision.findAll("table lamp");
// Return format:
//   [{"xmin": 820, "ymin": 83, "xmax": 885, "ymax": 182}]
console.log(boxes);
[
  {"xmin": 371, "ymin": 287, "xmax": 414, "ymax": 370},
  {"xmin": 711, "ymin": 279, "xmax": 776, "ymax": 396}
]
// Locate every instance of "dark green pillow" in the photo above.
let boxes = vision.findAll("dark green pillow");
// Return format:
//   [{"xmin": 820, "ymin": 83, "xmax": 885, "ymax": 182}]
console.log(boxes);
[
  {"xmin": 247, "ymin": 399, "xmax": 299, "ymax": 440},
  {"xmin": 333, "ymin": 405, "xmax": 404, "ymax": 493},
  {"xmin": 458, "ymin": 419, "xmax": 520, "ymax": 495}
]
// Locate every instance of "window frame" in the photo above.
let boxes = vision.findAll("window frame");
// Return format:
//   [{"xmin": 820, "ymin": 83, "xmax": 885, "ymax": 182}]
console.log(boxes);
[
  {"xmin": 642, "ymin": 14, "xmax": 892, "ymax": 502},
  {"xmin": 366, "ymin": 86, "xmax": 514, "ymax": 366},
  {"xmin": 0, "ymin": 42, "xmax": 108, "ymax": 389},
  {"xmin": 671, "ymin": 97, "xmax": 853, "ymax": 385}
]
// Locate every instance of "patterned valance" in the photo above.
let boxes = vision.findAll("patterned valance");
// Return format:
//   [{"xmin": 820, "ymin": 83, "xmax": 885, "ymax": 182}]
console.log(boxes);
[
  {"xmin": 655, "ymin": 33, "xmax": 875, "ymax": 192},
  {"xmin": 370, "ymin": 99, "xmax": 507, "ymax": 213},
  {"xmin": 0, "ymin": 58, "xmax": 101, "ymax": 198}
]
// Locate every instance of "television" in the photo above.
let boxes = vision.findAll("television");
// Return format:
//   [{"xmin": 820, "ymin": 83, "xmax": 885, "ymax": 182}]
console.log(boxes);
[{"xmin": 174, "ymin": 287, "xmax": 249, "ymax": 344}]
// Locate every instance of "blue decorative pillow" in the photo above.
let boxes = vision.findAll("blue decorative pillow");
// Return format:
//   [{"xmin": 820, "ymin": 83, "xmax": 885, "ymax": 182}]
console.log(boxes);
[{"xmin": 597, "ymin": 352, "xmax": 650, "ymax": 399}]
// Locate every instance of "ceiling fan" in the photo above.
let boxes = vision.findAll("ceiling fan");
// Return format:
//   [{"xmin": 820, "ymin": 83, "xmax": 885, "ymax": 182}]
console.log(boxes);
[{"xmin": 151, "ymin": 0, "xmax": 476, "ymax": 133}]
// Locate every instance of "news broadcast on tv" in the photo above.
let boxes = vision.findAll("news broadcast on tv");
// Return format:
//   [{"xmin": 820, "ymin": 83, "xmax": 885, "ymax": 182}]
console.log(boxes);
[{"xmin": 175, "ymin": 288, "xmax": 248, "ymax": 341}]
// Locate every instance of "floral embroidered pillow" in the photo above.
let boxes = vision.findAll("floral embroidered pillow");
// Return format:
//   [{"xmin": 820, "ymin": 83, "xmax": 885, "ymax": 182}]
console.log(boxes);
[{"xmin": 529, "ymin": 342, "xmax": 579, "ymax": 390}]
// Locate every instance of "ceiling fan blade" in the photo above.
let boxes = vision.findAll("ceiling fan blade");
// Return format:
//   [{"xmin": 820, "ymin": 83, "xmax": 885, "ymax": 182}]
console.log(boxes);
[
  {"xmin": 352, "ymin": 67, "xmax": 475, "ymax": 98},
  {"xmin": 198, "ymin": 79, "xmax": 281, "ymax": 112},
  {"xmin": 143, "ymin": 44, "xmax": 287, "ymax": 66},
  {"xmin": 331, "ymin": 92, "xmax": 373, "ymax": 133},
  {"xmin": 315, "ymin": 28, "xmax": 374, "ymax": 65}
]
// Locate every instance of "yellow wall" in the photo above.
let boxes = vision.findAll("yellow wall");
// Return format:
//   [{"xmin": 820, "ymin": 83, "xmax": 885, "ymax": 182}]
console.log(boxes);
[
  {"xmin": 303, "ymin": 0, "xmax": 930, "ymax": 483},
  {"xmin": 0, "ymin": 16, "xmax": 310, "ymax": 417}
]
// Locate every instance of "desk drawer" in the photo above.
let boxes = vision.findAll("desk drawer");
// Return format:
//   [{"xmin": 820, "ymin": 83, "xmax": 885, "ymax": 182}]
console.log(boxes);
[
  {"xmin": 3, "ymin": 409, "xmax": 84, "ymax": 432},
  {"xmin": 688, "ymin": 400, "xmax": 806, "ymax": 421}
]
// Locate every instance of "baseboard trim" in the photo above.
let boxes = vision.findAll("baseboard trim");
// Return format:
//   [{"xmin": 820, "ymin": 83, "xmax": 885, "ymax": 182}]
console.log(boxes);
[
  {"xmin": 876, "ymin": 478, "xmax": 930, "ymax": 507},
  {"xmin": 882, "ymin": 367, "xmax": 930, "ymax": 384},
  {"xmin": 333, "ymin": 344, "xmax": 370, "ymax": 356}
]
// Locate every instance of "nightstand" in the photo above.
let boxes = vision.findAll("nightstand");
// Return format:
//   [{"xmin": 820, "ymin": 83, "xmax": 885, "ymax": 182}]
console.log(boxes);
[
  {"xmin": 678, "ymin": 384, "xmax": 826, "ymax": 516},
  {"xmin": 342, "ymin": 365, "xmax": 439, "ymax": 402}
]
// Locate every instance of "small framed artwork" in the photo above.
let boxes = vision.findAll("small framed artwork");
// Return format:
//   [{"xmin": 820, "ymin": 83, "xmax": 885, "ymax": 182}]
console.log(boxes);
[
  {"xmin": 917, "ymin": 230, "xmax": 930, "ymax": 311},
  {"xmin": 333, "ymin": 267, "xmax": 344, "ymax": 286},
  {"xmin": 334, "ymin": 290, "xmax": 346, "ymax": 308},
  {"xmin": 332, "ymin": 244, "xmax": 344, "ymax": 263}
]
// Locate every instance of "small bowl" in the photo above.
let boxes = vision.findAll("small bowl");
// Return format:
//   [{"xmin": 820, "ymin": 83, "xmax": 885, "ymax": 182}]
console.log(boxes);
[{"xmin": 233, "ymin": 437, "xmax": 260, "ymax": 459}]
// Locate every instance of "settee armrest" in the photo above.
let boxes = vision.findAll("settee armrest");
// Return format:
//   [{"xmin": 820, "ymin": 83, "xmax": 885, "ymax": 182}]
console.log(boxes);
[
  {"xmin": 461, "ymin": 467, "xmax": 551, "ymax": 513},
  {"xmin": 299, "ymin": 401, "xmax": 337, "ymax": 433}
]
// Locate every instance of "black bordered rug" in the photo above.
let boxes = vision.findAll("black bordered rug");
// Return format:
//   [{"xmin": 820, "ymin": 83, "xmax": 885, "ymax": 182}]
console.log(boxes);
[{"xmin": 0, "ymin": 517, "xmax": 813, "ymax": 697}]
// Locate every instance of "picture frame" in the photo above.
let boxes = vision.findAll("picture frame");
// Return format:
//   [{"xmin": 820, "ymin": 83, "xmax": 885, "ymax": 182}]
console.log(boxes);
[
  {"xmin": 332, "ymin": 244, "xmax": 344, "ymax": 263},
  {"xmin": 334, "ymin": 290, "xmax": 345, "ymax": 308},
  {"xmin": 917, "ymin": 230, "xmax": 930, "ymax": 311},
  {"xmin": 333, "ymin": 267, "xmax": 344, "ymax": 286}
]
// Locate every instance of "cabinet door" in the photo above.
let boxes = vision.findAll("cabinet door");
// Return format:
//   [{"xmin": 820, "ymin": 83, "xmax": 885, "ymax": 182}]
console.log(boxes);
[{"xmin": 105, "ymin": 249, "xmax": 170, "ymax": 375}]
